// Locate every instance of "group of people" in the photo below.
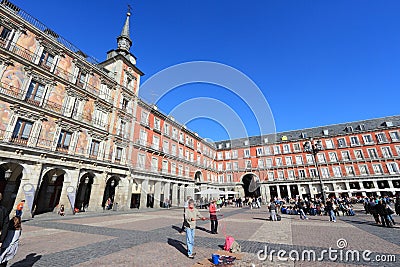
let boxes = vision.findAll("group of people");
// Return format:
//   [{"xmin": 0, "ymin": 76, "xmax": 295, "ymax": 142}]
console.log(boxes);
[
  {"xmin": 180, "ymin": 196, "xmax": 221, "ymax": 259},
  {"xmin": 0, "ymin": 194, "xmax": 23, "ymax": 267},
  {"xmin": 364, "ymin": 195, "xmax": 398, "ymax": 228}
]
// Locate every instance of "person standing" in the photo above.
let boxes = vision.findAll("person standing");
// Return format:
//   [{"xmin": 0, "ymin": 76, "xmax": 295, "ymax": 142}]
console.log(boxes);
[
  {"xmin": 180, "ymin": 196, "xmax": 191, "ymax": 234},
  {"xmin": 209, "ymin": 199, "xmax": 218, "ymax": 234},
  {"xmin": 326, "ymin": 199, "xmax": 336, "ymax": 222},
  {"xmin": 0, "ymin": 216, "xmax": 22, "ymax": 267},
  {"xmin": 0, "ymin": 194, "xmax": 9, "ymax": 254},
  {"xmin": 184, "ymin": 199, "xmax": 205, "ymax": 259},
  {"xmin": 15, "ymin": 200, "xmax": 25, "ymax": 218},
  {"xmin": 269, "ymin": 199, "xmax": 277, "ymax": 221}
]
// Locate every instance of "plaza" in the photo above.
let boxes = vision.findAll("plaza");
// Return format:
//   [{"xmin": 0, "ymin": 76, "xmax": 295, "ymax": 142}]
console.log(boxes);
[{"xmin": 7, "ymin": 205, "xmax": 399, "ymax": 266}]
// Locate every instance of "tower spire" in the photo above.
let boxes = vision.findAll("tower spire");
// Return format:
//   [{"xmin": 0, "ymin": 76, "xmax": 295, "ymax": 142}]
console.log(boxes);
[{"xmin": 117, "ymin": 6, "xmax": 133, "ymax": 52}]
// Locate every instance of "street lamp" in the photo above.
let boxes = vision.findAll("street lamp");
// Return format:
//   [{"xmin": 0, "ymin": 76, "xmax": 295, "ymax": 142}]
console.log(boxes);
[
  {"xmin": 303, "ymin": 138, "xmax": 326, "ymax": 203},
  {"xmin": 51, "ymin": 173, "xmax": 58, "ymax": 182},
  {"xmin": 4, "ymin": 169, "xmax": 12, "ymax": 180},
  {"xmin": 110, "ymin": 180, "xmax": 115, "ymax": 187},
  {"xmin": 84, "ymin": 177, "xmax": 89, "ymax": 184}
]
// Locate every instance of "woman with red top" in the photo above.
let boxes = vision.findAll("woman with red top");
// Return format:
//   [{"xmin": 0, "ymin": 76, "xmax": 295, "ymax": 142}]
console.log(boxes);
[{"xmin": 209, "ymin": 199, "xmax": 218, "ymax": 234}]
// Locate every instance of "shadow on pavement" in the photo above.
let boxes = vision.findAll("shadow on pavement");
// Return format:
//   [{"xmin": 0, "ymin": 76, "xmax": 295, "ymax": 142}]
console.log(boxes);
[
  {"xmin": 252, "ymin": 217, "xmax": 268, "ymax": 221},
  {"xmin": 196, "ymin": 226, "xmax": 213, "ymax": 234},
  {"xmin": 171, "ymin": 225, "xmax": 182, "ymax": 233},
  {"xmin": 167, "ymin": 238, "xmax": 187, "ymax": 256},
  {"xmin": 11, "ymin": 253, "xmax": 41, "ymax": 266}
]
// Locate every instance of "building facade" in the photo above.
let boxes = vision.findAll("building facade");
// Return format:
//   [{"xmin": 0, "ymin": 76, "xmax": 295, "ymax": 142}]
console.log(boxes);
[{"xmin": 0, "ymin": 1, "xmax": 399, "ymax": 217}]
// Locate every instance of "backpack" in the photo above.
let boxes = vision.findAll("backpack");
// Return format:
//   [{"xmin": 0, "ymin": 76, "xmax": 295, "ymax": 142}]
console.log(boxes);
[
  {"xmin": 230, "ymin": 241, "xmax": 241, "ymax": 253},
  {"xmin": 224, "ymin": 236, "xmax": 235, "ymax": 251}
]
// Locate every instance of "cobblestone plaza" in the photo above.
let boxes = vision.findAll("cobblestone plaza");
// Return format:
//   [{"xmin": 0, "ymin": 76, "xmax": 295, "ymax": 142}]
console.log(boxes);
[{"xmin": 6, "ymin": 206, "xmax": 399, "ymax": 266}]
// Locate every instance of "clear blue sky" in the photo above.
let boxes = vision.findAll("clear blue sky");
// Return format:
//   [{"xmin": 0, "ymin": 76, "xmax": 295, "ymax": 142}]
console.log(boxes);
[{"xmin": 12, "ymin": 0, "xmax": 400, "ymax": 141}]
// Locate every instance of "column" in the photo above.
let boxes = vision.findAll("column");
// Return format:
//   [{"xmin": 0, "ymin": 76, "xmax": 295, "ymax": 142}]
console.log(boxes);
[
  {"xmin": 185, "ymin": 184, "xmax": 195, "ymax": 200},
  {"xmin": 276, "ymin": 185, "xmax": 282, "ymax": 199},
  {"xmin": 179, "ymin": 184, "xmax": 185, "ymax": 206},
  {"xmin": 308, "ymin": 184, "xmax": 315, "ymax": 200},
  {"xmin": 139, "ymin": 179, "xmax": 149, "ymax": 209},
  {"xmin": 17, "ymin": 163, "xmax": 42, "ymax": 220},
  {"xmin": 89, "ymin": 172, "xmax": 107, "ymax": 211},
  {"xmin": 171, "ymin": 183, "xmax": 178, "ymax": 207},
  {"xmin": 58, "ymin": 168, "xmax": 80, "ymax": 215},
  {"xmin": 154, "ymin": 181, "xmax": 162, "ymax": 208},
  {"xmin": 164, "ymin": 182, "xmax": 171, "ymax": 202},
  {"xmin": 372, "ymin": 180, "xmax": 380, "ymax": 196}
]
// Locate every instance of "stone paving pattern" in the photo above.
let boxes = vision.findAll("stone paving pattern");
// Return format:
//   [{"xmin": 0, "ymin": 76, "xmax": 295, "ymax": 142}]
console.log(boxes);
[{"xmin": 7, "ymin": 205, "xmax": 399, "ymax": 266}]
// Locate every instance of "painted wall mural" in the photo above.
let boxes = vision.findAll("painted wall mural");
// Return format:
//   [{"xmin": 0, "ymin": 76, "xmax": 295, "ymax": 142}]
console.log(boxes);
[
  {"xmin": 0, "ymin": 101, "xmax": 11, "ymax": 131},
  {"xmin": 47, "ymin": 83, "xmax": 65, "ymax": 109},
  {"xmin": 38, "ymin": 118, "xmax": 56, "ymax": 145},
  {"xmin": 15, "ymin": 30, "xmax": 38, "ymax": 61},
  {"xmin": 76, "ymin": 129, "xmax": 88, "ymax": 155},
  {"xmin": 88, "ymin": 74, "xmax": 100, "ymax": 93},
  {"xmin": 54, "ymin": 55, "xmax": 74, "ymax": 81},
  {"xmin": 1, "ymin": 63, "xmax": 27, "ymax": 95},
  {"xmin": 82, "ymin": 99, "xmax": 94, "ymax": 123}
]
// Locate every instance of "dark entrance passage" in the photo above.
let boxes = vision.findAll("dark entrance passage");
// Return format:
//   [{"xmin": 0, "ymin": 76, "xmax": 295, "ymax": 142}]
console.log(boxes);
[
  {"xmin": 102, "ymin": 177, "xmax": 119, "ymax": 210},
  {"xmin": 35, "ymin": 169, "xmax": 64, "ymax": 215},
  {"xmin": 130, "ymin": 193, "xmax": 140, "ymax": 208},
  {"xmin": 289, "ymin": 185, "xmax": 299, "ymax": 199},
  {"xmin": 242, "ymin": 173, "xmax": 261, "ymax": 198},
  {"xmin": 0, "ymin": 163, "xmax": 23, "ymax": 213},
  {"xmin": 75, "ymin": 173, "xmax": 94, "ymax": 212},
  {"xmin": 194, "ymin": 171, "xmax": 202, "ymax": 183}
]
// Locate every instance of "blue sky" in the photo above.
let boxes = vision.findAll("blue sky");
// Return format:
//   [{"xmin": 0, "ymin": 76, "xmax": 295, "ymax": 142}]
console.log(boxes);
[{"xmin": 12, "ymin": 0, "xmax": 400, "ymax": 140}]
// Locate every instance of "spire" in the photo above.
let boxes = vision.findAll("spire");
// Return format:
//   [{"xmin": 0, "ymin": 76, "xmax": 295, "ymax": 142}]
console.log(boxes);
[{"xmin": 117, "ymin": 7, "xmax": 133, "ymax": 52}]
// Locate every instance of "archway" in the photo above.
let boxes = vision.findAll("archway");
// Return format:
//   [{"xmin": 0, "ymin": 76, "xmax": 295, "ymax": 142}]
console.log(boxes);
[
  {"xmin": 194, "ymin": 171, "xmax": 203, "ymax": 183},
  {"xmin": 75, "ymin": 173, "xmax": 94, "ymax": 212},
  {"xmin": 241, "ymin": 173, "xmax": 261, "ymax": 197},
  {"xmin": 34, "ymin": 168, "xmax": 65, "ymax": 215},
  {"xmin": 102, "ymin": 177, "xmax": 120, "ymax": 210},
  {"xmin": 0, "ymin": 163, "xmax": 23, "ymax": 213}
]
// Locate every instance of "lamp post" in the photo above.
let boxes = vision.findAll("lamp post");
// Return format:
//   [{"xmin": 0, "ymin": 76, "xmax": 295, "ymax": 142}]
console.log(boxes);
[
  {"xmin": 4, "ymin": 169, "xmax": 12, "ymax": 180},
  {"xmin": 303, "ymin": 138, "xmax": 326, "ymax": 204},
  {"xmin": 51, "ymin": 173, "xmax": 58, "ymax": 182}
]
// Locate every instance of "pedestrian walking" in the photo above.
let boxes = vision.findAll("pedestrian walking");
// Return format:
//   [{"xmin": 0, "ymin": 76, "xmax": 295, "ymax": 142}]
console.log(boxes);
[
  {"xmin": 209, "ymin": 199, "xmax": 218, "ymax": 234},
  {"xmin": 184, "ymin": 199, "xmax": 205, "ymax": 259},
  {"xmin": 0, "ymin": 216, "xmax": 22, "ymax": 267},
  {"xmin": 269, "ymin": 199, "xmax": 277, "ymax": 221},
  {"xmin": 15, "ymin": 200, "xmax": 25, "ymax": 218},
  {"xmin": 326, "ymin": 199, "xmax": 336, "ymax": 222}
]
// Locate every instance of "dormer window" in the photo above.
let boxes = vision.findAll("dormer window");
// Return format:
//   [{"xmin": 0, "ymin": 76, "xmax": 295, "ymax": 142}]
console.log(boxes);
[{"xmin": 345, "ymin": 126, "xmax": 353, "ymax": 133}]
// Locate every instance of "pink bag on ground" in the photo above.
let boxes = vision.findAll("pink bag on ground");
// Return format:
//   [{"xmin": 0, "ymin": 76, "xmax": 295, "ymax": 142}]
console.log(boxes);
[{"xmin": 224, "ymin": 236, "xmax": 234, "ymax": 251}]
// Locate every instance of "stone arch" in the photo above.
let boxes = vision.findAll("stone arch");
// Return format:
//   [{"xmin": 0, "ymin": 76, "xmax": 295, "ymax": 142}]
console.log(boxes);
[
  {"xmin": 102, "ymin": 176, "xmax": 121, "ymax": 210},
  {"xmin": 0, "ymin": 162, "xmax": 25, "ymax": 213},
  {"xmin": 75, "ymin": 172, "xmax": 95, "ymax": 211},
  {"xmin": 241, "ymin": 173, "xmax": 261, "ymax": 197},
  {"xmin": 34, "ymin": 168, "xmax": 66, "ymax": 215},
  {"xmin": 194, "ymin": 170, "xmax": 203, "ymax": 183}
]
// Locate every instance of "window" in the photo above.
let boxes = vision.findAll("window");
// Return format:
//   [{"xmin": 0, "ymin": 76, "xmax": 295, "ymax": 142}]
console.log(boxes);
[
  {"xmin": 115, "ymin": 147, "xmax": 123, "ymax": 161},
  {"xmin": 233, "ymin": 162, "xmax": 238, "ymax": 170},
  {"xmin": 266, "ymin": 158, "xmax": 273, "ymax": 168},
  {"xmin": 225, "ymin": 151, "xmax": 231, "ymax": 160},
  {"xmin": 333, "ymin": 166, "xmax": 342, "ymax": 177},
  {"xmin": 218, "ymin": 163, "xmax": 223, "ymax": 171},
  {"xmin": 179, "ymin": 147, "xmax": 183, "ymax": 158},
  {"xmin": 232, "ymin": 150, "xmax": 238, "ymax": 159},
  {"xmin": 26, "ymin": 80, "xmax": 45, "ymax": 105},
  {"xmin": 172, "ymin": 128, "xmax": 178, "ymax": 140},
  {"xmin": 171, "ymin": 144, "xmax": 177, "ymax": 156},
  {"xmin": 295, "ymin": 155, "xmax": 303, "ymax": 165},
  {"xmin": 163, "ymin": 123, "xmax": 170, "ymax": 136},
  {"xmin": 139, "ymin": 129, "xmax": 147, "ymax": 145},
  {"xmin": 268, "ymin": 172, "xmax": 274, "ymax": 181},
  {"xmin": 341, "ymin": 151, "xmax": 351, "ymax": 161},
  {"xmin": 352, "ymin": 149, "xmax": 362, "ymax": 160},
  {"xmin": 12, "ymin": 119, "xmax": 33, "ymax": 143},
  {"xmin": 163, "ymin": 140, "xmax": 169, "ymax": 153},
  {"xmin": 93, "ymin": 109, "xmax": 108, "ymax": 128},
  {"xmin": 368, "ymin": 148, "xmax": 378, "ymax": 159},
  {"xmin": 257, "ymin": 159, "xmax": 264, "ymax": 168},
  {"xmin": 264, "ymin": 146, "xmax": 271, "ymax": 155},
  {"xmin": 275, "ymin": 157, "xmax": 282, "ymax": 166},
  {"xmin": 273, "ymin": 146, "xmax": 281, "ymax": 154},
  {"xmin": 277, "ymin": 171, "xmax": 284, "ymax": 180},
  {"xmin": 245, "ymin": 160, "xmax": 252, "ymax": 169},
  {"xmin": 376, "ymin": 133, "xmax": 388, "ymax": 143},
  {"xmin": 185, "ymin": 150, "xmax": 189, "ymax": 160},
  {"xmin": 244, "ymin": 149, "xmax": 250, "ymax": 158},
  {"xmin": 372, "ymin": 164, "xmax": 383, "ymax": 174},
  {"xmin": 321, "ymin": 168, "xmax": 330, "ymax": 178},
  {"xmin": 325, "ymin": 139, "xmax": 334, "ymax": 149},
  {"xmin": 293, "ymin": 143, "xmax": 301, "ymax": 152},
  {"xmin": 152, "ymin": 135, "xmax": 160, "ymax": 150},
  {"xmin": 381, "ymin": 147, "xmax": 392, "ymax": 158},
  {"xmin": 359, "ymin": 165, "xmax": 368, "ymax": 175},
  {"xmin": 179, "ymin": 132, "xmax": 184, "ymax": 143},
  {"xmin": 137, "ymin": 154, "xmax": 145, "ymax": 169},
  {"xmin": 283, "ymin": 144, "xmax": 291, "ymax": 153},
  {"xmin": 39, "ymin": 50, "xmax": 55, "ymax": 70},
  {"xmin": 151, "ymin": 157, "xmax": 158, "ymax": 172},
  {"xmin": 345, "ymin": 166, "xmax": 355, "ymax": 176},
  {"xmin": 328, "ymin": 152, "xmax": 338, "ymax": 162},
  {"xmin": 309, "ymin": 169, "xmax": 318, "ymax": 178},
  {"xmin": 298, "ymin": 169, "xmax": 306, "ymax": 178},
  {"xmin": 337, "ymin": 138, "xmax": 347, "ymax": 148},
  {"xmin": 226, "ymin": 162, "xmax": 232, "ymax": 170},
  {"xmin": 217, "ymin": 152, "xmax": 223, "ymax": 160},
  {"xmin": 227, "ymin": 174, "xmax": 233, "ymax": 183},
  {"xmin": 389, "ymin": 131, "xmax": 399, "ymax": 141},
  {"xmin": 350, "ymin": 136, "xmax": 360, "ymax": 146},
  {"xmin": 387, "ymin": 162, "xmax": 399, "ymax": 174},
  {"xmin": 117, "ymin": 120, "xmax": 126, "ymax": 137},
  {"xmin": 396, "ymin": 146, "xmax": 400, "ymax": 156},
  {"xmin": 57, "ymin": 130, "xmax": 72, "ymax": 150},
  {"xmin": 99, "ymin": 84, "xmax": 110, "ymax": 102},
  {"xmin": 140, "ymin": 111, "xmax": 149, "ymax": 126},
  {"xmin": 288, "ymin": 170, "xmax": 295, "ymax": 179},
  {"xmin": 171, "ymin": 163, "xmax": 176, "ymax": 175},
  {"xmin": 185, "ymin": 166, "xmax": 190, "ymax": 177},
  {"xmin": 89, "ymin": 140, "xmax": 100, "ymax": 157},
  {"xmin": 162, "ymin": 160, "xmax": 168, "ymax": 173},
  {"xmin": 285, "ymin": 156, "xmax": 293, "ymax": 166},
  {"xmin": 306, "ymin": 154, "xmax": 314, "ymax": 164},
  {"xmin": 77, "ymin": 69, "xmax": 87, "ymax": 86},
  {"xmin": 317, "ymin": 153, "xmax": 326, "ymax": 163},
  {"xmin": 256, "ymin": 147, "xmax": 264, "ymax": 156},
  {"xmin": 363, "ymin": 134, "xmax": 373, "ymax": 144},
  {"xmin": 190, "ymin": 152, "xmax": 194, "ymax": 162},
  {"xmin": 0, "ymin": 25, "xmax": 11, "ymax": 40},
  {"xmin": 178, "ymin": 165, "xmax": 183, "ymax": 176},
  {"xmin": 218, "ymin": 175, "xmax": 224, "ymax": 183}
]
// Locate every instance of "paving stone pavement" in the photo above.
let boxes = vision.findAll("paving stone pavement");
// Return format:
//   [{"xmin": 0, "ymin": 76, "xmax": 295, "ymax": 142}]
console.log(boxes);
[{"xmin": 7, "ymin": 207, "xmax": 400, "ymax": 266}]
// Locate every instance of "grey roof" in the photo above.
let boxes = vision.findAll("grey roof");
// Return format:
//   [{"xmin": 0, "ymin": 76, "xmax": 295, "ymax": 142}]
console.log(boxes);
[
  {"xmin": 119, "ymin": 12, "xmax": 132, "ymax": 42},
  {"xmin": 215, "ymin": 115, "xmax": 400, "ymax": 149}
]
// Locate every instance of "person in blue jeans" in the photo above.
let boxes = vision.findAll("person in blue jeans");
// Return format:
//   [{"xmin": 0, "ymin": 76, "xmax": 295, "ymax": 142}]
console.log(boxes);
[
  {"xmin": 326, "ymin": 200, "xmax": 336, "ymax": 222},
  {"xmin": 184, "ymin": 199, "xmax": 205, "ymax": 259}
]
